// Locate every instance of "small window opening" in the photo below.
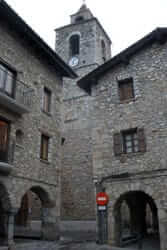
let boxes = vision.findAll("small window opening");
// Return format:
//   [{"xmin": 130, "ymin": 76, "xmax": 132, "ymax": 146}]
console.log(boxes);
[
  {"xmin": 101, "ymin": 40, "xmax": 106, "ymax": 62},
  {"xmin": 75, "ymin": 16, "xmax": 84, "ymax": 23},
  {"xmin": 40, "ymin": 134, "xmax": 49, "ymax": 161},
  {"xmin": 43, "ymin": 87, "xmax": 51, "ymax": 113},
  {"xmin": 16, "ymin": 129, "xmax": 24, "ymax": 145},
  {"xmin": 69, "ymin": 35, "xmax": 80, "ymax": 57}
]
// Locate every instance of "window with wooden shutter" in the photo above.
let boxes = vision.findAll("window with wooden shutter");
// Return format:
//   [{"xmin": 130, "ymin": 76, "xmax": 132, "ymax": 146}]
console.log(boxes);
[
  {"xmin": 122, "ymin": 129, "xmax": 139, "ymax": 153},
  {"xmin": 113, "ymin": 133, "xmax": 122, "ymax": 156},
  {"xmin": 138, "ymin": 128, "xmax": 146, "ymax": 152},
  {"xmin": 121, "ymin": 128, "xmax": 146, "ymax": 154},
  {"xmin": 40, "ymin": 134, "xmax": 49, "ymax": 161},
  {"xmin": 118, "ymin": 78, "xmax": 134, "ymax": 102}
]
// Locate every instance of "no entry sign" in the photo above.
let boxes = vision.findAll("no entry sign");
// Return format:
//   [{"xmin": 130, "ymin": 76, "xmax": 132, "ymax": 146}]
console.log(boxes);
[{"xmin": 96, "ymin": 192, "xmax": 109, "ymax": 206}]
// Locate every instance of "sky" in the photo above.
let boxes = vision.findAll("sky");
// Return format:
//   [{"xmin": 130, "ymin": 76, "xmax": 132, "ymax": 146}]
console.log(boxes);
[{"xmin": 5, "ymin": 0, "xmax": 167, "ymax": 56}]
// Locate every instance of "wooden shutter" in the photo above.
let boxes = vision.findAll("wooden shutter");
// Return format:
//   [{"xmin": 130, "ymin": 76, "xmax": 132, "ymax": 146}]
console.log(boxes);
[
  {"xmin": 113, "ymin": 132, "xmax": 122, "ymax": 156},
  {"xmin": 138, "ymin": 128, "xmax": 146, "ymax": 153},
  {"xmin": 118, "ymin": 83, "xmax": 125, "ymax": 101},
  {"xmin": 126, "ymin": 82, "xmax": 134, "ymax": 99}
]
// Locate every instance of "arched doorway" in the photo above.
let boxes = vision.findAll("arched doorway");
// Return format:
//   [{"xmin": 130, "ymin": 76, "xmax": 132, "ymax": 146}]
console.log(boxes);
[
  {"xmin": 15, "ymin": 186, "xmax": 50, "ymax": 239},
  {"xmin": 114, "ymin": 191, "xmax": 160, "ymax": 249}
]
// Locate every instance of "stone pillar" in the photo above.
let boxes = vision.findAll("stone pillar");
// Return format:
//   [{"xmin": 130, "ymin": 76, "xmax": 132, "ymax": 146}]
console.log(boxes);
[
  {"xmin": 5, "ymin": 208, "xmax": 18, "ymax": 248},
  {"xmin": 41, "ymin": 207, "xmax": 60, "ymax": 241},
  {"xmin": 158, "ymin": 208, "xmax": 167, "ymax": 250}
]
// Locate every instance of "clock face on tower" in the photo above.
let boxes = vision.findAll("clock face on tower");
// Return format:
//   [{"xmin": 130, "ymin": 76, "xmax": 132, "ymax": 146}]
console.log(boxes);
[{"xmin": 69, "ymin": 56, "xmax": 79, "ymax": 67}]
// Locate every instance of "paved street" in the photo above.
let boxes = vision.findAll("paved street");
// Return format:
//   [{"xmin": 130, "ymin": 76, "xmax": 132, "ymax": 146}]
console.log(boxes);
[{"xmin": 9, "ymin": 236, "xmax": 159, "ymax": 250}]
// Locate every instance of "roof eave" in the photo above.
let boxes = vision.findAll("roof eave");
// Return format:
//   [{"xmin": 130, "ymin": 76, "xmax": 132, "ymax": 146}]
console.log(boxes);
[{"xmin": 78, "ymin": 27, "xmax": 167, "ymax": 92}]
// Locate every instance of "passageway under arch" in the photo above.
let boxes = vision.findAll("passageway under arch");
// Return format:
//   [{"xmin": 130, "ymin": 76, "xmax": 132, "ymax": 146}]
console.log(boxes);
[{"xmin": 113, "ymin": 191, "xmax": 160, "ymax": 249}]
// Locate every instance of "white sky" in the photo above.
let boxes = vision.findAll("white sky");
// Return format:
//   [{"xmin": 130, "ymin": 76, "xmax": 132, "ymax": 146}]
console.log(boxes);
[{"xmin": 5, "ymin": 0, "xmax": 167, "ymax": 56}]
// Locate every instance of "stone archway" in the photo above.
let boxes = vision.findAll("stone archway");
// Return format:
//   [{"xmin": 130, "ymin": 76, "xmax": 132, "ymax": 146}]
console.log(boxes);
[
  {"xmin": 113, "ymin": 190, "xmax": 160, "ymax": 249},
  {"xmin": 15, "ymin": 185, "xmax": 57, "ymax": 241}
]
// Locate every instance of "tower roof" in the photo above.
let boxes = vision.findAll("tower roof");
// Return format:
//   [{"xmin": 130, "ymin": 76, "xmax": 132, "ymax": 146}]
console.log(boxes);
[
  {"xmin": 78, "ymin": 3, "xmax": 87, "ymax": 12},
  {"xmin": 70, "ymin": 3, "xmax": 94, "ymax": 24}
]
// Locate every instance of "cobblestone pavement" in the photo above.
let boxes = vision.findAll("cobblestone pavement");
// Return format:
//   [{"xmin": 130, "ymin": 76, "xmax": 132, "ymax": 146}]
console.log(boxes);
[
  {"xmin": 0, "ymin": 235, "xmax": 159, "ymax": 250},
  {"xmin": 10, "ymin": 239, "xmax": 159, "ymax": 250}
]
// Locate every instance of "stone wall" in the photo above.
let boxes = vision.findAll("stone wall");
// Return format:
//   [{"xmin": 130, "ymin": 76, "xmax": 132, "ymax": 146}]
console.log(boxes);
[
  {"xmin": 56, "ymin": 7, "xmax": 111, "ymax": 220},
  {"xmin": 0, "ymin": 17, "xmax": 62, "ymax": 240},
  {"xmin": 92, "ymin": 41, "xmax": 167, "ymax": 249},
  {"xmin": 61, "ymin": 67, "xmax": 96, "ymax": 220}
]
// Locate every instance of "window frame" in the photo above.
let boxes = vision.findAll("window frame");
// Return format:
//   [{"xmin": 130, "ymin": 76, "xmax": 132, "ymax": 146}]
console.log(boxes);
[
  {"xmin": 40, "ymin": 134, "xmax": 50, "ymax": 161},
  {"xmin": 43, "ymin": 87, "xmax": 52, "ymax": 114},
  {"xmin": 69, "ymin": 35, "xmax": 80, "ymax": 57},
  {"xmin": 0, "ymin": 62, "xmax": 16, "ymax": 98},
  {"xmin": 118, "ymin": 78, "xmax": 135, "ymax": 102},
  {"xmin": 122, "ymin": 128, "xmax": 139, "ymax": 154},
  {"xmin": 101, "ymin": 40, "xmax": 106, "ymax": 62}
]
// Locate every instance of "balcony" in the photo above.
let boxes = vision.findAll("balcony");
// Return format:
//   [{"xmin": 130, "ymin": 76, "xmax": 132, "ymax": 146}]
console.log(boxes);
[
  {"xmin": 0, "ymin": 78, "xmax": 33, "ymax": 115},
  {"xmin": 0, "ymin": 141, "xmax": 15, "ymax": 175}
]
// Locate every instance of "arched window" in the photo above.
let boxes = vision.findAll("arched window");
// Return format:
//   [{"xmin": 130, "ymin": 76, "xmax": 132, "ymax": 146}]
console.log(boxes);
[
  {"xmin": 69, "ymin": 35, "xmax": 80, "ymax": 57},
  {"xmin": 101, "ymin": 40, "xmax": 106, "ymax": 62},
  {"xmin": 75, "ymin": 16, "xmax": 84, "ymax": 23}
]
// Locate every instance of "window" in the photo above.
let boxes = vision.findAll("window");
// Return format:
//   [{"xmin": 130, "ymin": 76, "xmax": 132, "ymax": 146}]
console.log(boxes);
[
  {"xmin": 0, "ymin": 120, "xmax": 9, "ymax": 162},
  {"xmin": 0, "ymin": 63, "xmax": 14, "ymax": 97},
  {"xmin": 75, "ymin": 16, "xmax": 84, "ymax": 23},
  {"xmin": 40, "ymin": 134, "xmax": 49, "ymax": 161},
  {"xmin": 122, "ymin": 129, "xmax": 138, "ymax": 153},
  {"xmin": 69, "ymin": 35, "xmax": 80, "ymax": 57},
  {"xmin": 113, "ymin": 128, "xmax": 146, "ymax": 156},
  {"xmin": 118, "ymin": 78, "xmax": 134, "ymax": 102},
  {"xmin": 16, "ymin": 129, "xmax": 24, "ymax": 145},
  {"xmin": 101, "ymin": 40, "xmax": 106, "ymax": 62},
  {"xmin": 43, "ymin": 87, "xmax": 51, "ymax": 113}
]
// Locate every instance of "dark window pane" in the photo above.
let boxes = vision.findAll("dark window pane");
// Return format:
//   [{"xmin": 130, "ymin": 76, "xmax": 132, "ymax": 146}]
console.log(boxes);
[
  {"xmin": 70, "ymin": 35, "xmax": 80, "ymax": 56},
  {"xmin": 75, "ymin": 16, "xmax": 84, "ymax": 23}
]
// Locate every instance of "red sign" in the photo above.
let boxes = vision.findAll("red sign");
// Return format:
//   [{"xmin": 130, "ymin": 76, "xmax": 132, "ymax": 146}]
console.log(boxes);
[{"xmin": 96, "ymin": 192, "xmax": 109, "ymax": 206}]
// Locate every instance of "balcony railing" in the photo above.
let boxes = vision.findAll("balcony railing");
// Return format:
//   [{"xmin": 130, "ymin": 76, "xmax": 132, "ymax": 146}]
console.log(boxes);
[
  {"xmin": 0, "ymin": 76, "xmax": 33, "ymax": 115},
  {"xmin": 0, "ymin": 140, "xmax": 15, "ymax": 175}
]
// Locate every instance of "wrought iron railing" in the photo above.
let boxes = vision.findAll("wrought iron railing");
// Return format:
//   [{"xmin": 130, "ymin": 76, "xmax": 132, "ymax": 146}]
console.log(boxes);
[
  {"xmin": 0, "ymin": 67, "xmax": 33, "ymax": 109},
  {"xmin": 15, "ymin": 80, "xmax": 33, "ymax": 109}
]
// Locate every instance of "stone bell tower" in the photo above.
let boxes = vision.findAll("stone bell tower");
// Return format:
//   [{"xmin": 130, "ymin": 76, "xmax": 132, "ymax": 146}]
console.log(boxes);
[{"xmin": 55, "ymin": 3, "xmax": 111, "ymax": 224}]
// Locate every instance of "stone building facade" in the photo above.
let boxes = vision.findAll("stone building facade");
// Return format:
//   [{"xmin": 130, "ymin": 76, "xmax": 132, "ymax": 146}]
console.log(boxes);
[
  {"xmin": 78, "ymin": 28, "xmax": 167, "ymax": 250},
  {"xmin": 0, "ymin": 0, "xmax": 75, "ymax": 247},
  {"xmin": 55, "ymin": 3, "xmax": 111, "ymax": 221}
]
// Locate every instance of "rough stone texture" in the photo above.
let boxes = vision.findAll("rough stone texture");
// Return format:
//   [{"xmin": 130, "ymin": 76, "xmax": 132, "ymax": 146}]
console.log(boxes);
[
  {"xmin": 91, "ymin": 41, "xmax": 167, "ymax": 250},
  {"xmin": 55, "ymin": 4, "xmax": 111, "ymax": 221},
  {"xmin": 0, "ymin": 15, "xmax": 63, "ymax": 241}
]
